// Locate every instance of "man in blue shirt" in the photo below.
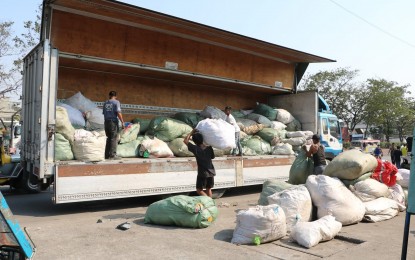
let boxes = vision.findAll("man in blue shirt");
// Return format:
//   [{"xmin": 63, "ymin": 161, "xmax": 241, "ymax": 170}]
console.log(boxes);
[{"xmin": 103, "ymin": 91, "xmax": 124, "ymax": 159}]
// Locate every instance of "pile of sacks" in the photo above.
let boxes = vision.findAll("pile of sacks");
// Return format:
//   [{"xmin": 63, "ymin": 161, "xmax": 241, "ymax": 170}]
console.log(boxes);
[
  {"xmin": 233, "ymin": 103, "xmax": 312, "ymax": 156},
  {"xmin": 55, "ymin": 92, "xmax": 108, "ymax": 162},
  {"xmin": 55, "ymin": 95, "xmax": 305, "ymax": 161},
  {"xmin": 232, "ymin": 149, "xmax": 407, "ymax": 248}
]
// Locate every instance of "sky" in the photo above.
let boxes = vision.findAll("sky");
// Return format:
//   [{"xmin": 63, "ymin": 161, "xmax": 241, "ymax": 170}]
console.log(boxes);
[{"xmin": 2, "ymin": 0, "xmax": 415, "ymax": 96}]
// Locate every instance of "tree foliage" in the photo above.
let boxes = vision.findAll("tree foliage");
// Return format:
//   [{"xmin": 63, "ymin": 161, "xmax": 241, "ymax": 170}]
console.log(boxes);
[
  {"xmin": 364, "ymin": 79, "xmax": 413, "ymax": 142},
  {"xmin": 0, "ymin": 5, "xmax": 41, "ymax": 98},
  {"xmin": 298, "ymin": 67, "xmax": 367, "ymax": 132}
]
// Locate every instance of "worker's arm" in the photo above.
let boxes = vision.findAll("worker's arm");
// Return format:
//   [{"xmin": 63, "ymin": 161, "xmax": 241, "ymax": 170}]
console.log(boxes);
[
  {"xmin": 183, "ymin": 129, "xmax": 196, "ymax": 145},
  {"xmin": 306, "ymin": 144, "xmax": 318, "ymax": 158},
  {"xmin": 117, "ymin": 112, "xmax": 125, "ymax": 129}
]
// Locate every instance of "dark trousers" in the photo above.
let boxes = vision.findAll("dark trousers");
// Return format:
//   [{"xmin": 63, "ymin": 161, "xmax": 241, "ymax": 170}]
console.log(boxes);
[
  {"xmin": 105, "ymin": 120, "xmax": 119, "ymax": 159},
  {"xmin": 232, "ymin": 132, "xmax": 243, "ymax": 155}
]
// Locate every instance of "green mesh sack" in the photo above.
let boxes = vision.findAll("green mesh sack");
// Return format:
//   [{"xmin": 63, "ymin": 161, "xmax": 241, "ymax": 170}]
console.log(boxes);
[
  {"xmin": 144, "ymin": 195, "xmax": 218, "ymax": 228},
  {"xmin": 285, "ymin": 118, "xmax": 302, "ymax": 131},
  {"xmin": 173, "ymin": 112, "xmax": 203, "ymax": 128},
  {"xmin": 253, "ymin": 103, "xmax": 277, "ymax": 121},
  {"xmin": 119, "ymin": 123, "xmax": 140, "ymax": 144},
  {"xmin": 241, "ymin": 135, "xmax": 271, "ymax": 155},
  {"xmin": 117, "ymin": 140, "xmax": 140, "ymax": 158},
  {"xmin": 256, "ymin": 128, "xmax": 283, "ymax": 143},
  {"xmin": 288, "ymin": 150, "xmax": 314, "ymax": 185},
  {"xmin": 341, "ymin": 172, "xmax": 373, "ymax": 187},
  {"xmin": 146, "ymin": 117, "xmax": 193, "ymax": 142},
  {"xmin": 258, "ymin": 180, "xmax": 293, "ymax": 205},
  {"xmin": 231, "ymin": 110, "xmax": 245, "ymax": 118},
  {"xmin": 55, "ymin": 133, "xmax": 74, "ymax": 161},
  {"xmin": 245, "ymin": 113, "xmax": 272, "ymax": 127},
  {"xmin": 131, "ymin": 118, "xmax": 151, "ymax": 134},
  {"xmin": 168, "ymin": 138, "xmax": 194, "ymax": 157}
]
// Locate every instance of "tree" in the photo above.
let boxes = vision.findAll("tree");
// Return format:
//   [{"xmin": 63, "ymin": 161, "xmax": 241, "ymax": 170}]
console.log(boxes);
[
  {"xmin": 0, "ymin": 21, "xmax": 20, "ymax": 97},
  {"xmin": 364, "ymin": 78, "xmax": 412, "ymax": 142},
  {"xmin": 0, "ymin": 5, "xmax": 41, "ymax": 98},
  {"xmin": 298, "ymin": 67, "xmax": 367, "ymax": 133},
  {"xmin": 394, "ymin": 97, "xmax": 415, "ymax": 142}
]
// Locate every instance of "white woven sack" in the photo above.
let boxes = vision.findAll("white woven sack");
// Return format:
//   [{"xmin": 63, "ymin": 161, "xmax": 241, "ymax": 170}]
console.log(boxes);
[
  {"xmin": 397, "ymin": 169, "xmax": 410, "ymax": 188},
  {"xmin": 275, "ymin": 109, "xmax": 294, "ymax": 124},
  {"xmin": 56, "ymin": 106, "xmax": 75, "ymax": 144},
  {"xmin": 271, "ymin": 121, "xmax": 287, "ymax": 130},
  {"xmin": 282, "ymin": 137, "xmax": 306, "ymax": 146},
  {"xmin": 363, "ymin": 197, "xmax": 400, "ymax": 222},
  {"xmin": 58, "ymin": 103, "xmax": 86, "ymax": 127},
  {"xmin": 286, "ymin": 131, "xmax": 306, "ymax": 138},
  {"xmin": 86, "ymin": 108, "xmax": 105, "ymax": 130},
  {"xmin": 303, "ymin": 131, "xmax": 314, "ymax": 139},
  {"xmin": 141, "ymin": 137, "xmax": 173, "ymax": 158},
  {"xmin": 196, "ymin": 119, "xmax": 236, "ymax": 150},
  {"xmin": 290, "ymin": 215, "xmax": 342, "ymax": 248},
  {"xmin": 73, "ymin": 129, "xmax": 106, "ymax": 162},
  {"xmin": 267, "ymin": 185, "xmax": 312, "ymax": 231},
  {"xmin": 64, "ymin": 92, "xmax": 97, "ymax": 113},
  {"xmin": 231, "ymin": 204, "xmax": 286, "ymax": 245},
  {"xmin": 271, "ymin": 143, "xmax": 294, "ymax": 155},
  {"xmin": 349, "ymin": 178, "xmax": 390, "ymax": 202},
  {"xmin": 306, "ymin": 175, "xmax": 365, "ymax": 225},
  {"xmin": 388, "ymin": 184, "xmax": 406, "ymax": 210}
]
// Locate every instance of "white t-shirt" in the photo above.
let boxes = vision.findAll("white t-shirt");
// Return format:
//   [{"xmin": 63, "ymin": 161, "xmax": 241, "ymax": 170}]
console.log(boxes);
[{"xmin": 225, "ymin": 114, "xmax": 240, "ymax": 133}]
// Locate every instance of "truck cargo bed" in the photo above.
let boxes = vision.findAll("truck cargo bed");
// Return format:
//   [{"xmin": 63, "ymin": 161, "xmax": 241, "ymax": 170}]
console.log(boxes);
[{"xmin": 54, "ymin": 155, "xmax": 294, "ymax": 203}]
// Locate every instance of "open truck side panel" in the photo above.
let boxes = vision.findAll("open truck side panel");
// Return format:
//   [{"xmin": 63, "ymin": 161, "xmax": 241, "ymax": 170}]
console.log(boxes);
[{"xmin": 21, "ymin": 0, "xmax": 335, "ymax": 203}]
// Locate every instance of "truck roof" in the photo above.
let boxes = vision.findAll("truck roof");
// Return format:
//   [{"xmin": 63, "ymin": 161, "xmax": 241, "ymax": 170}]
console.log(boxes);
[{"xmin": 44, "ymin": 0, "xmax": 335, "ymax": 65}]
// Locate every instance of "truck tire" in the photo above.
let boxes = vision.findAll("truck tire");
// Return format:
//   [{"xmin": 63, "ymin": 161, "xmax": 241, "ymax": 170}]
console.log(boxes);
[{"xmin": 17, "ymin": 171, "xmax": 40, "ymax": 194}]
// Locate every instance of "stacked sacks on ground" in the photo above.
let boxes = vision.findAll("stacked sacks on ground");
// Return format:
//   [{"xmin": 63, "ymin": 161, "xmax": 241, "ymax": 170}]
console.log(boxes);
[
  {"xmin": 254, "ymin": 177, "xmax": 342, "ymax": 248},
  {"xmin": 267, "ymin": 185, "xmax": 313, "ymax": 232},
  {"xmin": 288, "ymin": 150, "xmax": 314, "ymax": 185},
  {"xmin": 144, "ymin": 195, "xmax": 218, "ymax": 228},
  {"xmin": 231, "ymin": 204, "xmax": 287, "ymax": 245},
  {"xmin": 321, "ymin": 149, "xmax": 404, "ymax": 222},
  {"xmin": 258, "ymin": 180, "xmax": 293, "ymax": 206},
  {"xmin": 249, "ymin": 148, "xmax": 406, "ymax": 249}
]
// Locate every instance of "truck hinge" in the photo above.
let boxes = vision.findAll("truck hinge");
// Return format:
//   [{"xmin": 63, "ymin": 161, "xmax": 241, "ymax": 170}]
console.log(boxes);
[
  {"xmin": 39, "ymin": 85, "xmax": 42, "ymax": 92},
  {"xmin": 38, "ymin": 117, "xmax": 41, "ymax": 124}
]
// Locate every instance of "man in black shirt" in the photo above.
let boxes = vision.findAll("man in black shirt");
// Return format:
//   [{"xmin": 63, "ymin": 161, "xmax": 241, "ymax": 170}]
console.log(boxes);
[
  {"xmin": 393, "ymin": 146, "xmax": 403, "ymax": 169},
  {"xmin": 305, "ymin": 134, "xmax": 327, "ymax": 175},
  {"xmin": 183, "ymin": 129, "xmax": 216, "ymax": 198}
]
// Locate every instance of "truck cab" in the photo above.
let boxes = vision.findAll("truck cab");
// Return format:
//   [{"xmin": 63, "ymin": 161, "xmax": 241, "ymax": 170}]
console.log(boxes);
[{"xmin": 317, "ymin": 95, "xmax": 343, "ymax": 159}]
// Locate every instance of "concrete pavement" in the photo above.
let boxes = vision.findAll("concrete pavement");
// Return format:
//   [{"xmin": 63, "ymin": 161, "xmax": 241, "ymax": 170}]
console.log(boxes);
[{"xmin": 3, "ymin": 186, "xmax": 415, "ymax": 260}]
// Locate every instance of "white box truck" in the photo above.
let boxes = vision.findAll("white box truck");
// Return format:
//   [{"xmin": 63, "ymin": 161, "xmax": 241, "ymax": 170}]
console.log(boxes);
[{"xmin": 17, "ymin": 0, "xmax": 342, "ymax": 203}]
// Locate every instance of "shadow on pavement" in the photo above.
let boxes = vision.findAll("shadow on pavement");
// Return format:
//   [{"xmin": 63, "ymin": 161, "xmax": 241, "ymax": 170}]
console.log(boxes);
[
  {"xmin": 0, "ymin": 184, "xmax": 264, "ymax": 218},
  {"xmin": 214, "ymin": 229, "xmax": 233, "ymax": 242}
]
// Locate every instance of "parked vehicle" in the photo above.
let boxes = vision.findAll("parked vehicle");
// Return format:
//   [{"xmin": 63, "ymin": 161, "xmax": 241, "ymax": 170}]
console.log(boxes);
[
  {"xmin": 350, "ymin": 139, "xmax": 381, "ymax": 155},
  {"xmin": 20, "ymin": 0, "xmax": 341, "ymax": 202}
]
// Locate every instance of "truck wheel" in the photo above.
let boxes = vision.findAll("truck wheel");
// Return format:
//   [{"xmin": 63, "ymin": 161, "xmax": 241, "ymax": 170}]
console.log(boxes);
[{"xmin": 16, "ymin": 171, "xmax": 40, "ymax": 194}]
